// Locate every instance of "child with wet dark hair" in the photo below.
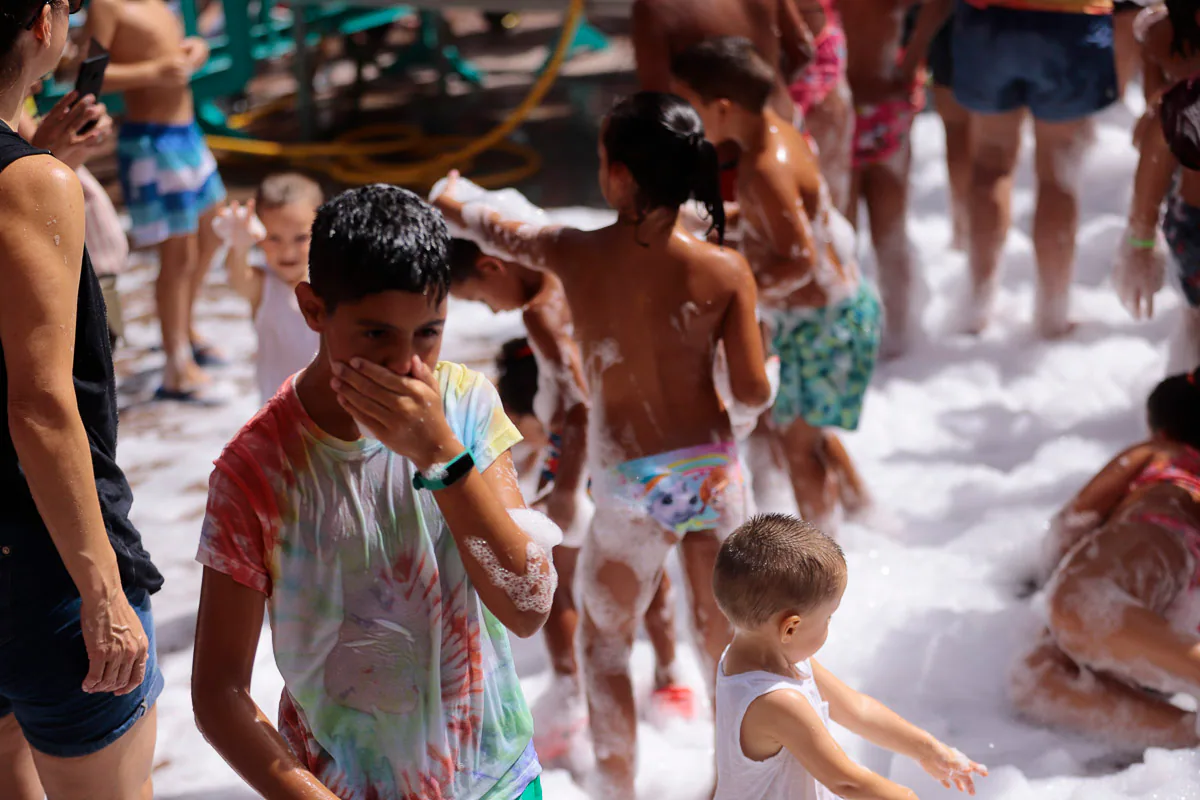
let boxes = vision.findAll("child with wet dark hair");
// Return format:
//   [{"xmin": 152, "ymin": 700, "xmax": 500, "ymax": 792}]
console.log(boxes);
[
  {"xmin": 193, "ymin": 185, "xmax": 555, "ymax": 800},
  {"xmin": 1115, "ymin": 0, "xmax": 1200, "ymax": 372},
  {"xmin": 1016, "ymin": 367, "xmax": 1200, "ymax": 751},
  {"xmin": 433, "ymin": 90, "xmax": 774, "ymax": 796},
  {"xmin": 712, "ymin": 514, "xmax": 987, "ymax": 800}
]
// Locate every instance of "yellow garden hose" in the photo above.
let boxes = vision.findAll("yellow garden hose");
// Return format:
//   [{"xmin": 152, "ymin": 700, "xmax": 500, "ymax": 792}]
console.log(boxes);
[{"xmin": 204, "ymin": 0, "xmax": 585, "ymax": 189}]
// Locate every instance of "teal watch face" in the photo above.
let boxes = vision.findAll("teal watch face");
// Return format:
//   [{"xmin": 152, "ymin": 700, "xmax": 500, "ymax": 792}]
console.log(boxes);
[{"xmin": 413, "ymin": 451, "xmax": 475, "ymax": 491}]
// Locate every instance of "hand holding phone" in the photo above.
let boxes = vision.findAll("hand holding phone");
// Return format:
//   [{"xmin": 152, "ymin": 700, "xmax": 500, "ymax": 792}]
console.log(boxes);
[{"xmin": 74, "ymin": 39, "xmax": 110, "ymax": 135}]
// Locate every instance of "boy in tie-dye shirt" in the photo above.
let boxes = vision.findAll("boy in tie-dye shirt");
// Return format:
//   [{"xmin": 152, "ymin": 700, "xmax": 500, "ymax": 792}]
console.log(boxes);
[{"xmin": 191, "ymin": 186, "xmax": 556, "ymax": 800}]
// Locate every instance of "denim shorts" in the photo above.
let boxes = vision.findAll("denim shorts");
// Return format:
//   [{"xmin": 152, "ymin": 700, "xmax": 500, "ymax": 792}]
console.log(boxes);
[
  {"xmin": 952, "ymin": 1, "xmax": 1117, "ymax": 122},
  {"xmin": 0, "ymin": 582, "xmax": 163, "ymax": 758}
]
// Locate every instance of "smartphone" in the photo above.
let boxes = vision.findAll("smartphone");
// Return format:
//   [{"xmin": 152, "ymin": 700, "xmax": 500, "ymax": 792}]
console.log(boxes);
[{"xmin": 73, "ymin": 39, "xmax": 110, "ymax": 135}]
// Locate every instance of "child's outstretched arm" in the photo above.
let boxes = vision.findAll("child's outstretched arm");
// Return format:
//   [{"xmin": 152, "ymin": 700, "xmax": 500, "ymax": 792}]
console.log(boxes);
[
  {"xmin": 432, "ymin": 171, "xmax": 574, "ymax": 281},
  {"xmin": 813, "ymin": 661, "xmax": 987, "ymax": 795},
  {"xmin": 746, "ymin": 688, "xmax": 919, "ymax": 800},
  {"xmin": 523, "ymin": 304, "xmax": 589, "ymax": 529},
  {"xmin": 332, "ymin": 356, "xmax": 557, "ymax": 638},
  {"xmin": 193, "ymin": 569, "xmax": 342, "ymax": 800},
  {"xmin": 719, "ymin": 250, "xmax": 774, "ymax": 409}
]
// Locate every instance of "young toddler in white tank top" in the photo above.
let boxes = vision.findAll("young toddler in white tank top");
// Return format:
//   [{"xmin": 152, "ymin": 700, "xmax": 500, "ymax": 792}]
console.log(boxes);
[
  {"xmin": 214, "ymin": 173, "xmax": 324, "ymax": 405},
  {"xmin": 712, "ymin": 514, "xmax": 988, "ymax": 800}
]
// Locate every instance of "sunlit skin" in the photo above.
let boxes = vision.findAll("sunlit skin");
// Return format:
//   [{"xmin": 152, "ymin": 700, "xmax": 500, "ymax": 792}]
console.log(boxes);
[
  {"xmin": 673, "ymin": 79, "xmax": 868, "ymax": 527},
  {"xmin": 1013, "ymin": 430, "xmax": 1200, "ymax": 751},
  {"xmin": 673, "ymin": 83, "xmax": 850, "ymax": 311},
  {"xmin": 631, "ymin": 0, "xmax": 814, "ymax": 121}
]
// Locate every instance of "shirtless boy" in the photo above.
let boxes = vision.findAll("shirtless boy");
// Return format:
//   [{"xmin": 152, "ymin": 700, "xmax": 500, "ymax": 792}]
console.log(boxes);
[
  {"xmin": 85, "ymin": 0, "xmax": 225, "ymax": 399},
  {"xmin": 434, "ymin": 91, "xmax": 774, "ymax": 795},
  {"xmin": 632, "ymin": 0, "xmax": 813, "ymax": 122},
  {"xmin": 840, "ymin": 0, "xmax": 925, "ymax": 356},
  {"xmin": 633, "ymin": 0, "xmax": 815, "ymax": 206},
  {"xmin": 1117, "ymin": 2, "xmax": 1200, "ymax": 372},
  {"xmin": 673, "ymin": 37, "xmax": 879, "ymax": 530}
]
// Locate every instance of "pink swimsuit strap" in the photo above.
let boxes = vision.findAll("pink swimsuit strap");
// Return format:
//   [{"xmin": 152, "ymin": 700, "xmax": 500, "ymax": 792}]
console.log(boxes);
[{"xmin": 1131, "ymin": 445, "xmax": 1200, "ymax": 502}]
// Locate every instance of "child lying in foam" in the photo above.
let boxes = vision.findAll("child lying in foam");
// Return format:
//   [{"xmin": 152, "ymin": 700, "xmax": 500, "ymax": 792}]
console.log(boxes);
[{"xmin": 1013, "ymin": 368, "xmax": 1200, "ymax": 751}]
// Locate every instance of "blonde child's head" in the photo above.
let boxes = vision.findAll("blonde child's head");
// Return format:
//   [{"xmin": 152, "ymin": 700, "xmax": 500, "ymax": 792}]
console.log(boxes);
[
  {"xmin": 255, "ymin": 173, "xmax": 324, "ymax": 286},
  {"xmin": 714, "ymin": 514, "xmax": 847, "ymax": 660}
]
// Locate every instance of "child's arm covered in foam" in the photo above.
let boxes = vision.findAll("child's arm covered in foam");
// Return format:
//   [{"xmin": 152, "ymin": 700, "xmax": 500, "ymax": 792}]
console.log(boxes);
[
  {"xmin": 523, "ymin": 304, "xmax": 589, "ymax": 509},
  {"xmin": 745, "ymin": 689, "xmax": 919, "ymax": 800},
  {"xmin": 718, "ymin": 250, "xmax": 775, "ymax": 409},
  {"xmin": 813, "ymin": 661, "xmax": 986, "ymax": 794},
  {"xmin": 745, "ymin": 169, "xmax": 820, "ymax": 303},
  {"xmin": 193, "ymin": 569, "xmax": 342, "ymax": 800},
  {"xmin": 434, "ymin": 451, "xmax": 558, "ymax": 638},
  {"xmin": 432, "ymin": 178, "xmax": 574, "ymax": 282}
]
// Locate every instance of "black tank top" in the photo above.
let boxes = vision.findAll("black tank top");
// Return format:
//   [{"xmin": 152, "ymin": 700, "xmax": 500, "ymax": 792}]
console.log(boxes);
[{"xmin": 0, "ymin": 121, "xmax": 162, "ymax": 601}]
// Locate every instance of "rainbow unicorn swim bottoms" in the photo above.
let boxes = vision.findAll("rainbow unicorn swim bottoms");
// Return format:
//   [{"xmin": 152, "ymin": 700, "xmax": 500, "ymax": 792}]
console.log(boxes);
[{"xmin": 606, "ymin": 441, "xmax": 745, "ymax": 536}]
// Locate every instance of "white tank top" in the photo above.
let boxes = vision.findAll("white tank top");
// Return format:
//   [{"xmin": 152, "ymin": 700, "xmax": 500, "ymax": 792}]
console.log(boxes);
[
  {"xmin": 715, "ymin": 655, "xmax": 842, "ymax": 800},
  {"xmin": 254, "ymin": 269, "xmax": 320, "ymax": 405}
]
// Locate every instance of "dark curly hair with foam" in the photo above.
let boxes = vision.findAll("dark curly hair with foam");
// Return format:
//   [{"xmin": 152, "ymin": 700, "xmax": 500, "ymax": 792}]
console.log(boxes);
[{"xmin": 309, "ymin": 185, "xmax": 450, "ymax": 312}]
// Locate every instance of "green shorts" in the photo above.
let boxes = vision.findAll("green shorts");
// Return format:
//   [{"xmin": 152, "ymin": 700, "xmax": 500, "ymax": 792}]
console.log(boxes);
[
  {"xmin": 518, "ymin": 776, "xmax": 543, "ymax": 799},
  {"xmin": 767, "ymin": 282, "xmax": 881, "ymax": 431}
]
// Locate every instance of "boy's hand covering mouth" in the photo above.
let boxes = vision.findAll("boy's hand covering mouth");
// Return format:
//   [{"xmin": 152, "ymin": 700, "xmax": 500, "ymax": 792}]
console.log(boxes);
[{"xmin": 331, "ymin": 356, "xmax": 462, "ymax": 471}]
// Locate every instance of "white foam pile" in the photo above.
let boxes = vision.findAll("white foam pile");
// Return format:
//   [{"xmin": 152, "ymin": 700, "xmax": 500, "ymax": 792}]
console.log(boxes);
[{"xmin": 120, "ymin": 98, "xmax": 1200, "ymax": 799}]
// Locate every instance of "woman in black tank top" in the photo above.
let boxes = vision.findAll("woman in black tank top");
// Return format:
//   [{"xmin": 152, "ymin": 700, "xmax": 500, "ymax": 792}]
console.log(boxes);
[{"xmin": 0, "ymin": 1, "xmax": 163, "ymax": 796}]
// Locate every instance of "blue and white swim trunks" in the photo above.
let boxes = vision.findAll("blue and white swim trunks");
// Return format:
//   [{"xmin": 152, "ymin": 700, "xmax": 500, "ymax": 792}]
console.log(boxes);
[{"xmin": 117, "ymin": 121, "xmax": 226, "ymax": 248}]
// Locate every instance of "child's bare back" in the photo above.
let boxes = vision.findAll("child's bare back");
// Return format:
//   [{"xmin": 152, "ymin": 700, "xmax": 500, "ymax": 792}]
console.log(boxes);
[
  {"xmin": 840, "ymin": 0, "xmax": 917, "ymax": 102},
  {"xmin": 88, "ymin": 0, "xmax": 198, "ymax": 124},
  {"xmin": 552, "ymin": 221, "xmax": 760, "ymax": 462}
]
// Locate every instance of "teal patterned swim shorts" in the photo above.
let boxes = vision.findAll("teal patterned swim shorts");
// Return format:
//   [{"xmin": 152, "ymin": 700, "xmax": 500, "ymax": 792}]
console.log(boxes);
[{"xmin": 768, "ymin": 282, "xmax": 881, "ymax": 431}]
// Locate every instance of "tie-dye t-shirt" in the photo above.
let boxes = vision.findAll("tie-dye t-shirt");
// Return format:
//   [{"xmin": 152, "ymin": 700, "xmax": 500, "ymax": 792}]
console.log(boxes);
[{"xmin": 196, "ymin": 361, "xmax": 538, "ymax": 800}]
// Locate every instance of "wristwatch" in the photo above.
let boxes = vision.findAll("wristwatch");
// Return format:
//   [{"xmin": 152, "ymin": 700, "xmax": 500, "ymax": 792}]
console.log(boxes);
[{"xmin": 412, "ymin": 450, "xmax": 475, "ymax": 491}]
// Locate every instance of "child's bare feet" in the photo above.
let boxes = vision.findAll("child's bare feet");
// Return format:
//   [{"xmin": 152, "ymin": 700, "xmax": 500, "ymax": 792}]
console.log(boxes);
[{"xmin": 1034, "ymin": 286, "xmax": 1075, "ymax": 339}]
